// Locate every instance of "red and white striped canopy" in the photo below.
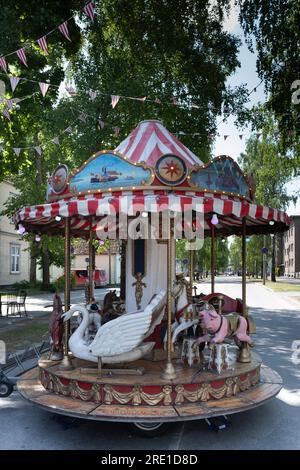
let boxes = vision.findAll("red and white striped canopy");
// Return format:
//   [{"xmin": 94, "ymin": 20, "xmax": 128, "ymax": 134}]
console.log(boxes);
[
  {"xmin": 115, "ymin": 120, "xmax": 202, "ymax": 168},
  {"xmin": 15, "ymin": 189, "xmax": 290, "ymax": 237}
]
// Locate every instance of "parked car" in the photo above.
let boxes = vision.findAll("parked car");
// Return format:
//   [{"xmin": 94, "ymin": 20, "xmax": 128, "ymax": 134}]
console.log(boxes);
[{"xmin": 73, "ymin": 269, "xmax": 107, "ymax": 288}]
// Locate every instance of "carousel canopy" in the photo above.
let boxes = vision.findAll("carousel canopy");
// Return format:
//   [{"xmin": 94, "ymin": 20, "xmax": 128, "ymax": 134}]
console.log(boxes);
[
  {"xmin": 14, "ymin": 120, "xmax": 290, "ymax": 238},
  {"xmin": 115, "ymin": 120, "xmax": 202, "ymax": 168}
]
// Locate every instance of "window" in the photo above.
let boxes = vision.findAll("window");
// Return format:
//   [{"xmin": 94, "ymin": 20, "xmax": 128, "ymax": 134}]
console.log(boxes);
[{"xmin": 10, "ymin": 244, "xmax": 20, "ymax": 274}]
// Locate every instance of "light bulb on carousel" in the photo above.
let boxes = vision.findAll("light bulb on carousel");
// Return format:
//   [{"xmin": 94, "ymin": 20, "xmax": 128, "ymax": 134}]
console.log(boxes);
[
  {"xmin": 35, "ymin": 234, "xmax": 41, "ymax": 242},
  {"xmin": 17, "ymin": 224, "xmax": 26, "ymax": 235},
  {"xmin": 269, "ymin": 220, "xmax": 275, "ymax": 226},
  {"xmin": 55, "ymin": 215, "xmax": 62, "ymax": 222},
  {"xmin": 211, "ymin": 214, "xmax": 219, "ymax": 225}
]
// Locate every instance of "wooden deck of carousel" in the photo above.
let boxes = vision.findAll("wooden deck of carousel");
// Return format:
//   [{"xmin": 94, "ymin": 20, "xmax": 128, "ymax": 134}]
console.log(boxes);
[{"xmin": 17, "ymin": 351, "xmax": 282, "ymax": 423}]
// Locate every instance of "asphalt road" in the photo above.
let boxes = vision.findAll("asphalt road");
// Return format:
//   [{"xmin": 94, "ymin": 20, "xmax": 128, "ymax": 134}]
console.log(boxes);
[{"xmin": 1, "ymin": 280, "xmax": 300, "ymax": 450}]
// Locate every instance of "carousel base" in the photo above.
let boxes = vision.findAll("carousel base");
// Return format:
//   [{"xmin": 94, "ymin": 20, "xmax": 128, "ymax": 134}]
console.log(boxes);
[{"xmin": 17, "ymin": 352, "xmax": 282, "ymax": 424}]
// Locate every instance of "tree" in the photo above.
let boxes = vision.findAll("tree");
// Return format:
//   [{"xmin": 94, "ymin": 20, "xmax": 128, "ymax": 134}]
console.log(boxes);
[
  {"xmin": 237, "ymin": 0, "xmax": 300, "ymax": 159},
  {"xmin": 238, "ymin": 109, "xmax": 296, "ymax": 281}
]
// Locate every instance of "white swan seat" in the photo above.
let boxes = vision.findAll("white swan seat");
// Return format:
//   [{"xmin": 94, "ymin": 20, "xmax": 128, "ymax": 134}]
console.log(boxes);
[{"xmin": 62, "ymin": 290, "xmax": 167, "ymax": 365}]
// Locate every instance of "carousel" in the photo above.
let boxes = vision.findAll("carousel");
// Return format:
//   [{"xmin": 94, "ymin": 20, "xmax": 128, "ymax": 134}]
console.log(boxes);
[{"xmin": 16, "ymin": 120, "xmax": 288, "ymax": 436}]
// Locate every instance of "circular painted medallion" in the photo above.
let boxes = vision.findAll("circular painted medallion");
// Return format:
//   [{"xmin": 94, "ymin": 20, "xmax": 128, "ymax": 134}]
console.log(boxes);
[
  {"xmin": 51, "ymin": 164, "xmax": 68, "ymax": 194},
  {"xmin": 155, "ymin": 154, "xmax": 187, "ymax": 186}
]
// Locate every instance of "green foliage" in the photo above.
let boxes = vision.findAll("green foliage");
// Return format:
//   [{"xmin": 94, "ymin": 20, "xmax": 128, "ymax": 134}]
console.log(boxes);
[
  {"xmin": 53, "ymin": 272, "xmax": 75, "ymax": 292},
  {"xmin": 237, "ymin": 0, "xmax": 300, "ymax": 157}
]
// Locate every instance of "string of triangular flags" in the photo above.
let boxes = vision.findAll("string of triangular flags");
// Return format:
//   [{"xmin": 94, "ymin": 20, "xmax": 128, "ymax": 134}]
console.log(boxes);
[
  {"xmin": 0, "ymin": 107, "xmax": 120, "ymax": 157},
  {"xmin": 0, "ymin": 2, "xmax": 95, "ymax": 71},
  {"xmin": 0, "ymin": 71, "xmax": 264, "ymax": 113},
  {"xmin": 0, "ymin": 92, "xmax": 39, "ymax": 121}
]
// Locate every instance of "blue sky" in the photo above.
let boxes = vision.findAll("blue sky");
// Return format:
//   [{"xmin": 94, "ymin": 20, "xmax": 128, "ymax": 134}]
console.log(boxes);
[{"xmin": 213, "ymin": 7, "xmax": 300, "ymax": 215}]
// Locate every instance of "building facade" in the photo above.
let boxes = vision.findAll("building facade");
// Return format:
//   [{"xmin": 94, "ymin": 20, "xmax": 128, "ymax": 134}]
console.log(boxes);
[
  {"xmin": 284, "ymin": 215, "xmax": 300, "ymax": 278},
  {"xmin": 0, "ymin": 181, "xmax": 30, "ymax": 286}
]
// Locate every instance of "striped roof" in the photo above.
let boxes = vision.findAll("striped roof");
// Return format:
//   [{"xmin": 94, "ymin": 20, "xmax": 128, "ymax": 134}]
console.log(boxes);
[{"xmin": 115, "ymin": 120, "xmax": 202, "ymax": 168}]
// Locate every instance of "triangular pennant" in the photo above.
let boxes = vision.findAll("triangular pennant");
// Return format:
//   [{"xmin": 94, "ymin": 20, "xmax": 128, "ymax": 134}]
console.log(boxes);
[
  {"xmin": 239, "ymin": 134, "xmax": 243, "ymax": 140},
  {"xmin": 114, "ymin": 127, "xmax": 120, "ymax": 136},
  {"xmin": 51, "ymin": 136, "xmax": 60, "ymax": 145},
  {"xmin": 39, "ymin": 82, "xmax": 50, "ymax": 97},
  {"xmin": 34, "ymin": 146, "xmax": 42, "ymax": 155},
  {"xmin": 256, "ymin": 133, "xmax": 261, "ymax": 139},
  {"xmin": 224, "ymin": 135, "xmax": 229, "ymax": 141},
  {"xmin": 66, "ymin": 86, "xmax": 76, "ymax": 96},
  {"xmin": 154, "ymin": 97, "xmax": 161, "ymax": 104},
  {"xmin": 98, "ymin": 120, "xmax": 105, "ymax": 130},
  {"xmin": 111, "ymin": 95, "xmax": 120, "ymax": 109},
  {"xmin": 83, "ymin": 2, "xmax": 95, "ymax": 21},
  {"xmin": 37, "ymin": 36, "xmax": 49, "ymax": 55},
  {"xmin": 13, "ymin": 148, "xmax": 21, "ymax": 156},
  {"xmin": 16, "ymin": 48, "xmax": 28, "ymax": 67},
  {"xmin": 89, "ymin": 90, "xmax": 97, "ymax": 101},
  {"xmin": 191, "ymin": 103, "xmax": 200, "ymax": 109},
  {"xmin": 58, "ymin": 21, "xmax": 71, "ymax": 41},
  {"xmin": 5, "ymin": 99, "xmax": 14, "ymax": 110},
  {"xmin": 2, "ymin": 109, "xmax": 11, "ymax": 120},
  {"xmin": 9, "ymin": 76, "xmax": 20, "ymax": 93},
  {"xmin": 0, "ymin": 57, "xmax": 8, "ymax": 73},
  {"xmin": 172, "ymin": 98, "xmax": 178, "ymax": 106},
  {"xmin": 79, "ymin": 112, "xmax": 88, "ymax": 122},
  {"xmin": 64, "ymin": 126, "xmax": 73, "ymax": 134}
]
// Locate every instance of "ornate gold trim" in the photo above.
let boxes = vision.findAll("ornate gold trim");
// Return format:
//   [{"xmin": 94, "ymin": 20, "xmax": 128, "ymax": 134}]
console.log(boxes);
[{"xmin": 103, "ymin": 384, "xmax": 173, "ymax": 406}]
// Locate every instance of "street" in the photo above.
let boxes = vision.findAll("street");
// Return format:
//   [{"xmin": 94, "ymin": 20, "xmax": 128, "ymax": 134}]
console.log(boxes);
[{"xmin": 0, "ymin": 279, "xmax": 300, "ymax": 450}]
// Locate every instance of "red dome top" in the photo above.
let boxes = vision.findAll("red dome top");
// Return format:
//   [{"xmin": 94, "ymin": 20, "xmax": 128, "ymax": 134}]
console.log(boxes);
[{"xmin": 115, "ymin": 120, "xmax": 202, "ymax": 168}]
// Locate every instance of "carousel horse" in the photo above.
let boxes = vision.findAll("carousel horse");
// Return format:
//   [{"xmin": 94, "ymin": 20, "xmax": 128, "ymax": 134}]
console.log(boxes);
[
  {"xmin": 77, "ymin": 299, "xmax": 102, "ymax": 344},
  {"xmin": 62, "ymin": 290, "xmax": 167, "ymax": 371},
  {"xmin": 163, "ymin": 275, "xmax": 200, "ymax": 346}
]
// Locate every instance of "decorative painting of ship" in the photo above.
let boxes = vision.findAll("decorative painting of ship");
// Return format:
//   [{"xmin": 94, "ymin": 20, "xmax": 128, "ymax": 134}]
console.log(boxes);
[{"xmin": 69, "ymin": 151, "xmax": 153, "ymax": 194}]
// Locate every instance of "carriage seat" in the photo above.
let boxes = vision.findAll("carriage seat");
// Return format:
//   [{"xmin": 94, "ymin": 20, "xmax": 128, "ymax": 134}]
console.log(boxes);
[{"xmin": 195, "ymin": 292, "xmax": 243, "ymax": 315}]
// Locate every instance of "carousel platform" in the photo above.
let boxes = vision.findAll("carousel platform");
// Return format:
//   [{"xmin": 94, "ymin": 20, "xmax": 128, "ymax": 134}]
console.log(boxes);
[{"xmin": 17, "ymin": 352, "xmax": 282, "ymax": 423}]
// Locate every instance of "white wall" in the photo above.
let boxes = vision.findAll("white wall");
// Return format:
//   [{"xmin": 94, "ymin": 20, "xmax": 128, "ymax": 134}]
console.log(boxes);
[{"xmin": 0, "ymin": 182, "xmax": 30, "ymax": 285}]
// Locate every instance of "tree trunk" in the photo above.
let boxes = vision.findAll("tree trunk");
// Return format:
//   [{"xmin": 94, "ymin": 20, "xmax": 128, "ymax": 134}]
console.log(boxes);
[
  {"xmin": 42, "ymin": 249, "xmax": 50, "ymax": 287},
  {"xmin": 271, "ymin": 235, "xmax": 276, "ymax": 282},
  {"xmin": 29, "ymin": 245, "xmax": 37, "ymax": 284}
]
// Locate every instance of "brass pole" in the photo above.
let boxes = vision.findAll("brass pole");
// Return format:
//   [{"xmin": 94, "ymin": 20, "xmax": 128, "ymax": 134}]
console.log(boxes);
[
  {"xmin": 60, "ymin": 217, "xmax": 73, "ymax": 369},
  {"xmin": 162, "ymin": 215, "xmax": 176, "ymax": 380},
  {"xmin": 108, "ymin": 244, "xmax": 112, "ymax": 286},
  {"xmin": 242, "ymin": 218, "xmax": 247, "ymax": 317},
  {"xmin": 189, "ymin": 248, "xmax": 194, "ymax": 301},
  {"xmin": 263, "ymin": 235, "xmax": 267, "ymax": 285},
  {"xmin": 211, "ymin": 225, "xmax": 215, "ymax": 293},
  {"xmin": 238, "ymin": 217, "xmax": 251, "ymax": 363},
  {"xmin": 89, "ymin": 218, "xmax": 94, "ymax": 303}
]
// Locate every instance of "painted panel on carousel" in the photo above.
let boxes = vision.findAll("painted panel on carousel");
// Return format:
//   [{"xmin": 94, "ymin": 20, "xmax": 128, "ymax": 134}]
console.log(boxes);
[
  {"xmin": 69, "ymin": 152, "xmax": 153, "ymax": 194},
  {"xmin": 47, "ymin": 164, "xmax": 68, "ymax": 200},
  {"xmin": 155, "ymin": 154, "xmax": 187, "ymax": 186},
  {"xmin": 190, "ymin": 156, "xmax": 250, "ymax": 197}
]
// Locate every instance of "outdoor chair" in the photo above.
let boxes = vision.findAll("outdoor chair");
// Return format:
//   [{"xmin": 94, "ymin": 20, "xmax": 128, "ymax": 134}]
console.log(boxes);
[{"xmin": 7, "ymin": 290, "xmax": 27, "ymax": 317}]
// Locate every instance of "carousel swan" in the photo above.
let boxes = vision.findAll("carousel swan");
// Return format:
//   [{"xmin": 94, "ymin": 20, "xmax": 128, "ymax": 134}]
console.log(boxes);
[{"xmin": 62, "ymin": 290, "xmax": 167, "ymax": 370}]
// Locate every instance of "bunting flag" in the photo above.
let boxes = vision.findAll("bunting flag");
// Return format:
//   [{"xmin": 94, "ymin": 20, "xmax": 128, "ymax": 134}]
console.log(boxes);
[
  {"xmin": 224, "ymin": 135, "xmax": 229, "ymax": 141},
  {"xmin": 0, "ymin": 57, "xmax": 8, "ymax": 73},
  {"xmin": 256, "ymin": 133, "xmax": 261, "ymax": 139},
  {"xmin": 5, "ymin": 99, "xmax": 14, "ymax": 109},
  {"xmin": 98, "ymin": 119, "xmax": 105, "ymax": 130},
  {"xmin": 51, "ymin": 136, "xmax": 59, "ymax": 145},
  {"xmin": 172, "ymin": 98, "xmax": 178, "ymax": 106},
  {"xmin": 13, "ymin": 148, "xmax": 21, "ymax": 156},
  {"xmin": 83, "ymin": 2, "xmax": 95, "ymax": 21},
  {"xmin": 16, "ymin": 48, "xmax": 28, "ymax": 67},
  {"xmin": 114, "ymin": 127, "xmax": 120, "ymax": 136},
  {"xmin": 111, "ymin": 95, "xmax": 120, "ymax": 109},
  {"xmin": 10, "ymin": 76, "xmax": 20, "ymax": 93},
  {"xmin": 79, "ymin": 112, "xmax": 87, "ymax": 122},
  {"xmin": 39, "ymin": 82, "xmax": 50, "ymax": 97},
  {"xmin": 89, "ymin": 90, "xmax": 97, "ymax": 101},
  {"xmin": 34, "ymin": 146, "xmax": 42, "ymax": 155},
  {"xmin": 154, "ymin": 97, "xmax": 161, "ymax": 104},
  {"xmin": 58, "ymin": 21, "xmax": 71, "ymax": 41},
  {"xmin": 191, "ymin": 103, "xmax": 200, "ymax": 109},
  {"xmin": 64, "ymin": 126, "xmax": 73, "ymax": 134},
  {"xmin": 66, "ymin": 86, "xmax": 76, "ymax": 96},
  {"xmin": 2, "ymin": 109, "xmax": 11, "ymax": 120},
  {"xmin": 37, "ymin": 36, "xmax": 49, "ymax": 55},
  {"xmin": 239, "ymin": 135, "xmax": 243, "ymax": 140}
]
